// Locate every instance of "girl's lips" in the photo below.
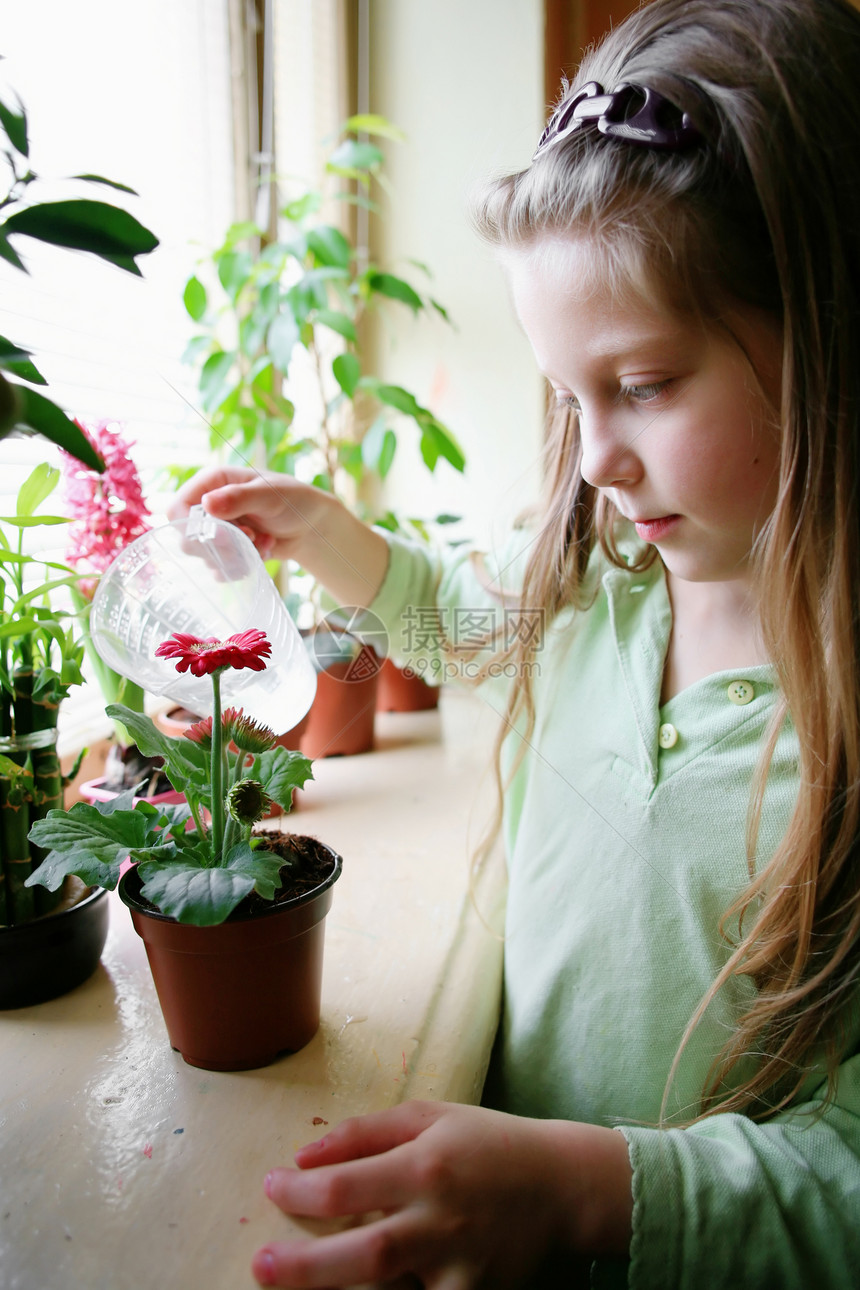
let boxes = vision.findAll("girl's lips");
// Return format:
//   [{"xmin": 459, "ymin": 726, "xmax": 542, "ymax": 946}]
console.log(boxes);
[{"xmin": 633, "ymin": 515, "xmax": 681, "ymax": 543}]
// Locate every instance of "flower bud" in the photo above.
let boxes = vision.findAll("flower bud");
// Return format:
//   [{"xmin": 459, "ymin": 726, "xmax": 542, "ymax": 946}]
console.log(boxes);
[
  {"xmin": 225, "ymin": 777, "xmax": 271, "ymax": 826},
  {"xmin": 222, "ymin": 708, "xmax": 277, "ymax": 754}
]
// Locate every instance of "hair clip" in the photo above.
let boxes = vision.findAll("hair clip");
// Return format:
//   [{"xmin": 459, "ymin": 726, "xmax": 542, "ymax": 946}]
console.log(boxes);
[{"xmin": 533, "ymin": 80, "xmax": 702, "ymax": 160}]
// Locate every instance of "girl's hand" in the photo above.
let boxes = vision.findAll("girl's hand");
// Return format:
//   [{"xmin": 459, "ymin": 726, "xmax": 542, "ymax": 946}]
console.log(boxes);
[
  {"xmin": 169, "ymin": 466, "xmax": 389, "ymax": 606},
  {"xmin": 169, "ymin": 466, "xmax": 327, "ymax": 562},
  {"xmin": 252, "ymin": 1100, "xmax": 632, "ymax": 1289}
]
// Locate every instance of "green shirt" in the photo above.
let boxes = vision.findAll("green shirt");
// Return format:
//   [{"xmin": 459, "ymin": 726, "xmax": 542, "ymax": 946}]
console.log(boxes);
[{"xmin": 369, "ymin": 529, "xmax": 860, "ymax": 1289}]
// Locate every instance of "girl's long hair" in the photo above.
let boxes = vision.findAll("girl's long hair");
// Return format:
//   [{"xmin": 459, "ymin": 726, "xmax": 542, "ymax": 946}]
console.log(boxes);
[{"xmin": 473, "ymin": 0, "xmax": 860, "ymax": 1121}]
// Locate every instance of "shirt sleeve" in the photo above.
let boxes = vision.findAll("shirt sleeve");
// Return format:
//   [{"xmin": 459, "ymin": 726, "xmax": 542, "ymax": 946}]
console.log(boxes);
[
  {"xmin": 613, "ymin": 1051, "xmax": 860, "ymax": 1289},
  {"xmin": 362, "ymin": 527, "xmax": 535, "ymax": 688}
]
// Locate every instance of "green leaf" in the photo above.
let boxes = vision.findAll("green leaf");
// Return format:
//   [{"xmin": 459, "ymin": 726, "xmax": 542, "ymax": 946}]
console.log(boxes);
[
  {"xmin": 419, "ymin": 417, "xmax": 466, "ymax": 473},
  {"xmin": 17, "ymin": 463, "xmax": 59, "ymax": 517},
  {"xmin": 332, "ymin": 351, "xmax": 361, "ymax": 397},
  {"xmin": 138, "ymin": 863, "xmax": 255, "ymax": 925},
  {"xmin": 339, "ymin": 440, "xmax": 363, "ymax": 482},
  {"xmin": 0, "ymin": 335, "xmax": 47, "ymax": 385},
  {"xmin": 250, "ymin": 744, "xmax": 314, "ymax": 812},
  {"xmin": 0, "ymin": 231, "xmax": 26, "ymax": 272},
  {"xmin": 0, "ymin": 753, "xmax": 32, "ymax": 788},
  {"xmin": 12, "ymin": 573, "xmax": 83, "ymax": 610},
  {"xmin": 0, "ymin": 96, "xmax": 28, "ymax": 157},
  {"xmin": 199, "ymin": 351, "xmax": 236, "ymax": 412},
  {"xmin": 223, "ymin": 840, "xmax": 285, "ymax": 900},
  {"xmin": 0, "ymin": 614, "xmax": 38, "ymax": 634},
  {"xmin": 216, "ymin": 249, "xmax": 253, "ymax": 299},
  {"xmin": 316, "ymin": 310, "xmax": 356, "ymax": 343},
  {"xmin": 369, "ymin": 382, "xmax": 421, "ymax": 416},
  {"xmin": 72, "ymin": 174, "xmax": 138, "ymax": 195},
  {"xmin": 105, "ymin": 704, "xmax": 210, "ymax": 801},
  {"xmin": 343, "ymin": 114, "xmax": 405, "ymax": 142},
  {"xmin": 267, "ymin": 311, "xmax": 300, "ymax": 372},
  {"xmin": 281, "ymin": 191, "xmax": 323, "ymax": 223},
  {"xmin": 366, "ymin": 271, "xmax": 423, "ymax": 312},
  {"xmin": 3, "ymin": 199, "xmax": 159, "ymax": 273},
  {"xmin": 181, "ymin": 334, "xmax": 212, "ymax": 366},
  {"xmin": 221, "ymin": 219, "xmax": 262, "ymax": 248},
  {"xmin": 238, "ymin": 311, "xmax": 267, "ymax": 359},
  {"xmin": 14, "ymin": 386, "xmax": 105, "ymax": 469},
  {"xmin": 26, "ymin": 794, "xmax": 156, "ymax": 891},
  {"xmin": 327, "ymin": 139, "xmax": 385, "ymax": 173},
  {"xmin": 430, "ymin": 298, "xmax": 453, "ymax": 325},
  {"xmin": 183, "ymin": 275, "xmax": 207, "ymax": 321},
  {"xmin": 306, "ymin": 225, "xmax": 352, "ymax": 270},
  {"xmin": 361, "ymin": 418, "xmax": 397, "ymax": 478},
  {"xmin": 0, "ymin": 514, "xmax": 68, "ymax": 529}
]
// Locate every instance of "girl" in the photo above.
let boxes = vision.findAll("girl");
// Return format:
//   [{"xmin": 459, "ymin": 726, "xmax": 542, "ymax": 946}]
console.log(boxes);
[{"xmin": 174, "ymin": 1, "xmax": 860, "ymax": 1285}]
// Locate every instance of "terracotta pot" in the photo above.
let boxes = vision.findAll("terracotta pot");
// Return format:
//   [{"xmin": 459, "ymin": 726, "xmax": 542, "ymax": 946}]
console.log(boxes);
[
  {"xmin": 79, "ymin": 777, "xmax": 186, "ymax": 808},
  {"xmin": 0, "ymin": 881, "xmax": 110, "ymax": 1009},
  {"xmin": 118, "ymin": 839, "xmax": 342, "ymax": 1071},
  {"xmin": 152, "ymin": 706, "xmax": 202, "ymax": 739},
  {"xmin": 300, "ymin": 645, "xmax": 380, "ymax": 759},
  {"xmin": 376, "ymin": 658, "xmax": 440, "ymax": 712}
]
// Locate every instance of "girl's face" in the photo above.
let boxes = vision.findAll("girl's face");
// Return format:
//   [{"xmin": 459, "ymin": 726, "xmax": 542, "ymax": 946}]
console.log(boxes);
[{"xmin": 506, "ymin": 236, "xmax": 783, "ymax": 589}]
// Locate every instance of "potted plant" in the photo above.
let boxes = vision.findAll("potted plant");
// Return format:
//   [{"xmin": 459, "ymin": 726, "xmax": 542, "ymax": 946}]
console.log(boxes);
[
  {"xmin": 26, "ymin": 628, "xmax": 342, "ymax": 1071},
  {"xmin": 0, "ymin": 464, "xmax": 106, "ymax": 1005},
  {"xmin": 0, "ymin": 81, "xmax": 159, "ymax": 1006},
  {"xmin": 181, "ymin": 115, "xmax": 467, "ymax": 748}
]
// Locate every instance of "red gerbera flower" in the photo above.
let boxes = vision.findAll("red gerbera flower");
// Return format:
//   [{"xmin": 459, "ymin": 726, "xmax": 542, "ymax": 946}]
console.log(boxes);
[{"xmin": 155, "ymin": 630, "xmax": 272, "ymax": 677}]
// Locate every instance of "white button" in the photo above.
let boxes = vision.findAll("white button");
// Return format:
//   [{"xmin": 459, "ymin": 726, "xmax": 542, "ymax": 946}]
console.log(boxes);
[
  {"xmin": 629, "ymin": 584, "xmax": 646, "ymax": 595},
  {"xmin": 727, "ymin": 680, "xmax": 755, "ymax": 706},
  {"xmin": 658, "ymin": 723, "xmax": 679, "ymax": 749}
]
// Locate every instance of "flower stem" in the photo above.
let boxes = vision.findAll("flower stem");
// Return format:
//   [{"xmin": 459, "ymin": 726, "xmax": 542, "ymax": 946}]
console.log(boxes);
[
  {"xmin": 210, "ymin": 670, "xmax": 225, "ymax": 863},
  {"xmin": 222, "ymin": 816, "xmax": 240, "ymax": 857}
]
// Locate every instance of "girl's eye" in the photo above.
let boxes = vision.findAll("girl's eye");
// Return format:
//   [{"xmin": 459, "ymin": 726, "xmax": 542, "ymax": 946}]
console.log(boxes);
[{"xmin": 619, "ymin": 381, "xmax": 670, "ymax": 403}]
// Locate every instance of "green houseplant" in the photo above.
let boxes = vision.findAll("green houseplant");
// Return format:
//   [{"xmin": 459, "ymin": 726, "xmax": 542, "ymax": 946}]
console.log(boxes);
[
  {"xmin": 181, "ymin": 116, "xmax": 466, "ymax": 748},
  {"xmin": 0, "ymin": 88, "xmax": 158, "ymax": 464},
  {"xmin": 0, "ymin": 81, "xmax": 159, "ymax": 1006},
  {"xmin": 26, "ymin": 630, "xmax": 342, "ymax": 1070}
]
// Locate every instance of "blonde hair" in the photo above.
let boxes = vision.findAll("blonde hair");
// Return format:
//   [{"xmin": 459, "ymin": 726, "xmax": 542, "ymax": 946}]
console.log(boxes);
[{"xmin": 472, "ymin": 0, "xmax": 860, "ymax": 1122}]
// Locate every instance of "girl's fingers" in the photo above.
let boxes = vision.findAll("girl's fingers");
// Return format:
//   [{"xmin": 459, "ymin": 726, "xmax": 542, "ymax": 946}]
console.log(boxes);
[
  {"xmin": 252, "ymin": 1210, "xmax": 443, "ymax": 1288},
  {"xmin": 295, "ymin": 1102, "xmax": 443, "ymax": 1170},
  {"xmin": 265, "ymin": 1143, "xmax": 419, "ymax": 1220},
  {"xmin": 172, "ymin": 465, "xmax": 257, "ymax": 513}
]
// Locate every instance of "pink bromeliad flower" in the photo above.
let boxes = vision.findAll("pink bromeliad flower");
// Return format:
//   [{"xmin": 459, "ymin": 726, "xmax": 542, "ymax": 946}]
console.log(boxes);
[
  {"xmin": 155, "ymin": 630, "xmax": 272, "ymax": 677},
  {"xmin": 61, "ymin": 420, "xmax": 151, "ymax": 593}
]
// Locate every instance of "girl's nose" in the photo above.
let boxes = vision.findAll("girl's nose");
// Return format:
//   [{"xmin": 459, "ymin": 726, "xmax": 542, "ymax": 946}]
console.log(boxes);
[{"xmin": 578, "ymin": 408, "xmax": 641, "ymax": 490}]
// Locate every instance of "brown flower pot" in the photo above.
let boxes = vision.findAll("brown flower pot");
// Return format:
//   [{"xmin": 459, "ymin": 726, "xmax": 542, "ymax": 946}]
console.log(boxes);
[
  {"xmin": 300, "ymin": 646, "xmax": 380, "ymax": 758},
  {"xmin": 376, "ymin": 658, "xmax": 440, "ymax": 712},
  {"xmin": 118, "ymin": 837, "xmax": 342, "ymax": 1071},
  {"xmin": 153, "ymin": 706, "xmax": 202, "ymax": 739}
]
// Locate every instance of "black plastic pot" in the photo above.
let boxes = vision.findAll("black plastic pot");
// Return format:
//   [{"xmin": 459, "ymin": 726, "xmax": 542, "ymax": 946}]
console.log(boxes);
[{"xmin": 0, "ymin": 884, "xmax": 110, "ymax": 1009}]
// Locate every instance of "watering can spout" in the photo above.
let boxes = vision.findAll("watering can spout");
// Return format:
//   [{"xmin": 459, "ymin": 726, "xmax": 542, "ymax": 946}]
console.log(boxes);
[{"xmin": 185, "ymin": 503, "xmax": 218, "ymax": 543}]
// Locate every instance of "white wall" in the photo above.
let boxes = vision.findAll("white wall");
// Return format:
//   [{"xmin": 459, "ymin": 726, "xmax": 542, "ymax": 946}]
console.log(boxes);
[{"xmin": 367, "ymin": 0, "xmax": 545, "ymax": 548}]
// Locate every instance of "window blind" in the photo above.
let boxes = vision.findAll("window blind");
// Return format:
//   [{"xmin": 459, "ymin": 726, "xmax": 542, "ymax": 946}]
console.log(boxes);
[{"xmin": 1, "ymin": 0, "xmax": 236, "ymax": 753}]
